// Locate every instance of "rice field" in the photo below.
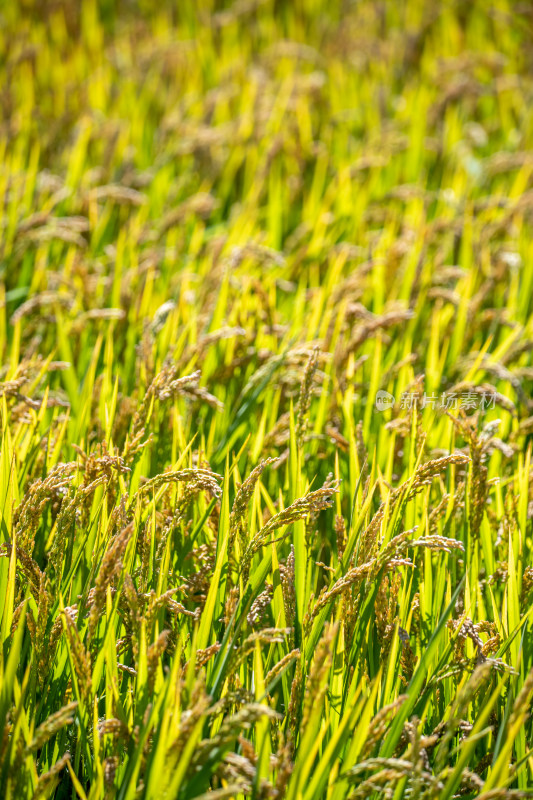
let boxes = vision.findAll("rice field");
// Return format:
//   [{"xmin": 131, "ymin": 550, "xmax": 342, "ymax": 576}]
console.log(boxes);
[{"xmin": 1, "ymin": 0, "xmax": 533, "ymax": 797}]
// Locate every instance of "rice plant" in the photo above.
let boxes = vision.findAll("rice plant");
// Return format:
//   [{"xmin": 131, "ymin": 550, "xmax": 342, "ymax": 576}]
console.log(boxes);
[{"xmin": 0, "ymin": 0, "xmax": 532, "ymax": 798}]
